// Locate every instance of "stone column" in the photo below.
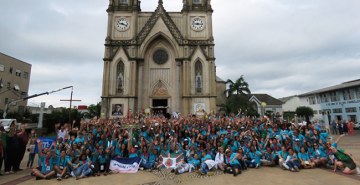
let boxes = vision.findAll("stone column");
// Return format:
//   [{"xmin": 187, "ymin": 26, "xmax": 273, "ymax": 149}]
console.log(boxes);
[
  {"xmin": 176, "ymin": 60, "xmax": 182, "ymax": 113},
  {"xmin": 137, "ymin": 60, "xmax": 144, "ymax": 112}
]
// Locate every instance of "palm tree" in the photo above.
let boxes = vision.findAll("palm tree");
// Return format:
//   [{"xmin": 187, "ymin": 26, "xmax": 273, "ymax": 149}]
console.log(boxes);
[{"xmin": 225, "ymin": 75, "xmax": 251, "ymax": 98}]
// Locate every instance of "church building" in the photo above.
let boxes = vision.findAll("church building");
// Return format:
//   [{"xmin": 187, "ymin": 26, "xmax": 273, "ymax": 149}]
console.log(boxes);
[{"xmin": 101, "ymin": 0, "xmax": 226, "ymax": 117}]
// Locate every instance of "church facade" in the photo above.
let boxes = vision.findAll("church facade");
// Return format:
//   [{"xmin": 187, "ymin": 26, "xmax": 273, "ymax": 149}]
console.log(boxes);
[{"xmin": 101, "ymin": 0, "xmax": 226, "ymax": 118}]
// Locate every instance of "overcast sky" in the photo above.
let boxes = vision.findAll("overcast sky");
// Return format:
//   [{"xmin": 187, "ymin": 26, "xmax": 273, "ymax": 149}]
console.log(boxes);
[{"xmin": 1, "ymin": 0, "xmax": 360, "ymax": 108}]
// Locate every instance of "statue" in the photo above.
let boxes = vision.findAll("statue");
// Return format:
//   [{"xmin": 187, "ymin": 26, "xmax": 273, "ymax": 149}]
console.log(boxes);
[
  {"xmin": 117, "ymin": 72, "xmax": 124, "ymax": 93},
  {"xmin": 196, "ymin": 72, "xmax": 202, "ymax": 92}
]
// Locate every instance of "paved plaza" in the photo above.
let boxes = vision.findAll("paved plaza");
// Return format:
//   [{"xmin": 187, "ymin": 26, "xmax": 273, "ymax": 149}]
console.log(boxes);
[{"xmin": 1, "ymin": 131, "xmax": 359, "ymax": 185}]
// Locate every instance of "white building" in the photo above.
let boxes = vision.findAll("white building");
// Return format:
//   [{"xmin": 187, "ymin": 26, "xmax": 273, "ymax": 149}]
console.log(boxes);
[{"xmin": 281, "ymin": 79, "xmax": 360, "ymax": 123}]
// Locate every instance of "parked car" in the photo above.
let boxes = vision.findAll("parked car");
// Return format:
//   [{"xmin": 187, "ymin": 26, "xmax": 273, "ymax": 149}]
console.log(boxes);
[
  {"xmin": 0, "ymin": 119, "xmax": 21, "ymax": 132},
  {"xmin": 354, "ymin": 122, "xmax": 360, "ymax": 130}
]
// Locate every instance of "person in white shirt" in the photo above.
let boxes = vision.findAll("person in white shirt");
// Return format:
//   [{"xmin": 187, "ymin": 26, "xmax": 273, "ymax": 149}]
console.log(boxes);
[
  {"xmin": 55, "ymin": 123, "xmax": 69, "ymax": 141},
  {"xmin": 215, "ymin": 147, "xmax": 225, "ymax": 171}
]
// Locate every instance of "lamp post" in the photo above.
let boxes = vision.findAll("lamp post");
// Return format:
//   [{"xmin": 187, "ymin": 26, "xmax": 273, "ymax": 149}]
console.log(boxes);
[{"xmin": 261, "ymin": 102, "xmax": 267, "ymax": 116}]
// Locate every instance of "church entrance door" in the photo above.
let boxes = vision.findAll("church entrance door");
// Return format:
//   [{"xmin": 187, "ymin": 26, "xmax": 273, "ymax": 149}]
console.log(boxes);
[{"xmin": 152, "ymin": 99, "xmax": 168, "ymax": 115}]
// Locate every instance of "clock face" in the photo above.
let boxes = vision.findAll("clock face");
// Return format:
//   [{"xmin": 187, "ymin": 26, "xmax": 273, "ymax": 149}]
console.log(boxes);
[
  {"xmin": 115, "ymin": 17, "xmax": 129, "ymax": 31},
  {"xmin": 191, "ymin": 17, "xmax": 205, "ymax": 31}
]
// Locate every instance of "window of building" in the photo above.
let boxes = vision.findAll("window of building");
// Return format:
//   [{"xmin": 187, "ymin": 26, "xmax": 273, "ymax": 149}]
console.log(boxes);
[
  {"xmin": 193, "ymin": 0, "xmax": 202, "ymax": 4},
  {"xmin": 5, "ymin": 98, "xmax": 8, "ymax": 104},
  {"xmin": 15, "ymin": 70, "xmax": 21, "ymax": 77},
  {"xmin": 343, "ymin": 89, "xmax": 354, "ymax": 100},
  {"xmin": 321, "ymin": 94, "xmax": 329, "ymax": 103},
  {"xmin": 23, "ymin": 72, "xmax": 29, "ymax": 79},
  {"xmin": 313, "ymin": 110, "xmax": 318, "ymax": 115},
  {"xmin": 7, "ymin": 82, "xmax": 10, "ymax": 89},
  {"xmin": 330, "ymin": 91, "xmax": 340, "ymax": 102},
  {"xmin": 195, "ymin": 61, "xmax": 202, "ymax": 93},
  {"xmin": 345, "ymin": 107, "xmax": 357, "ymax": 113},
  {"xmin": 356, "ymin": 88, "xmax": 360, "ymax": 99},
  {"xmin": 349, "ymin": 89, "xmax": 355, "ymax": 100},
  {"xmin": 9, "ymin": 67, "xmax": 13, "ymax": 74},
  {"xmin": 0, "ymin": 64, "xmax": 4, "ymax": 72},
  {"xmin": 309, "ymin": 96, "xmax": 316, "ymax": 105},
  {"xmin": 323, "ymin": 109, "xmax": 332, "ymax": 114},
  {"xmin": 333, "ymin": 108, "xmax": 342, "ymax": 113},
  {"xmin": 317, "ymin": 96, "xmax": 321, "ymax": 104}
]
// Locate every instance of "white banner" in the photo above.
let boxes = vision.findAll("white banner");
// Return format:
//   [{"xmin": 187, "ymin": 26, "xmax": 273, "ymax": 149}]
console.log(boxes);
[{"xmin": 109, "ymin": 157, "xmax": 142, "ymax": 173}]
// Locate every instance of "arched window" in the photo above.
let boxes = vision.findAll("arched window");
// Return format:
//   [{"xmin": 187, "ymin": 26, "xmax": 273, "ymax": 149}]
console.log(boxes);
[
  {"xmin": 195, "ymin": 61, "xmax": 202, "ymax": 93},
  {"xmin": 116, "ymin": 61, "xmax": 125, "ymax": 94}
]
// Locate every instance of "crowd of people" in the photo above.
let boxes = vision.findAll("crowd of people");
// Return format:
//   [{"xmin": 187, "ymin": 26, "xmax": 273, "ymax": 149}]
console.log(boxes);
[{"xmin": 0, "ymin": 113, "xmax": 359, "ymax": 181}]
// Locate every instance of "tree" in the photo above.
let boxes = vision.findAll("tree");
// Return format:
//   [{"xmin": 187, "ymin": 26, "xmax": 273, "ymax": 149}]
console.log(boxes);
[
  {"xmin": 222, "ymin": 75, "xmax": 256, "ymax": 115},
  {"xmin": 223, "ymin": 95, "xmax": 258, "ymax": 116},
  {"xmin": 86, "ymin": 102, "xmax": 101, "ymax": 118},
  {"xmin": 225, "ymin": 75, "xmax": 251, "ymax": 98},
  {"xmin": 296, "ymin": 106, "xmax": 314, "ymax": 123}
]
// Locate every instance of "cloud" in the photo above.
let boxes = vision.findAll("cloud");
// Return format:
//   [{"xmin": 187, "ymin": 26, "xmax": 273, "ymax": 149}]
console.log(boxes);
[{"xmin": 0, "ymin": 0, "xmax": 359, "ymax": 108}]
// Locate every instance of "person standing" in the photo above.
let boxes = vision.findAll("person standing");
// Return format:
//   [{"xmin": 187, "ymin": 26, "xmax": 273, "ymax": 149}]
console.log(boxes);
[
  {"xmin": 338, "ymin": 121, "xmax": 343, "ymax": 135},
  {"xmin": 331, "ymin": 120, "xmax": 338, "ymax": 135},
  {"xmin": 14, "ymin": 124, "xmax": 28, "ymax": 171},
  {"xmin": 347, "ymin": 120, "xmax": 355, "ymax": 136},
  {"xmin": 27, "ymin": 139, "xmax": 36, "ymax": 169},
  {"xmin": 4, "ymin": 121, "xmax": 19, "ymax": 174},
  {"xmin": 0, "ymin": 125, "xmax": 6, "ymax": 176}
]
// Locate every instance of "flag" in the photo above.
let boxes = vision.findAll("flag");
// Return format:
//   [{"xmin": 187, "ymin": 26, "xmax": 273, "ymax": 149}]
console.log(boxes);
[
  {"xmin": 110, "ymin": 157, "xmax": 142, "ymax": 173},
  {"xmin": 160, "ymin": 153, "xmax": 183, "ymax": 169}
]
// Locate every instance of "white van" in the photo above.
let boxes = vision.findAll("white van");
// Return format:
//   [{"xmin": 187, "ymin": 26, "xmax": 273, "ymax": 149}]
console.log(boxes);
[{"xmin": 0, "ymin": 119, "xmax": 21, "ymax": 132}]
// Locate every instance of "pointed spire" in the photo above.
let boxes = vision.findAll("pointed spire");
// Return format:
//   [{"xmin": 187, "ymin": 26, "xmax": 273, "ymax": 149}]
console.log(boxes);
[{"xmin": 158, "ymin": 0, "xmax": 163, "ymax": 5}]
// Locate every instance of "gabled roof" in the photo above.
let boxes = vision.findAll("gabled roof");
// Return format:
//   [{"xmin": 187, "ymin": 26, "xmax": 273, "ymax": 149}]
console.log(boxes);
[
  {"xmin": 299, "ymin": 79, "xmax": 360, "ymax": 97},
  {"xmin": 249, "ymin": 94, "xmax": 283, "ymax": 106},
  {"xmin": 279, "ymin": 95, "xmax": 298, "ymax": 103},
  {"xmin": 136, "ymin": 2, "xmax": 184, "ymax": 45}
]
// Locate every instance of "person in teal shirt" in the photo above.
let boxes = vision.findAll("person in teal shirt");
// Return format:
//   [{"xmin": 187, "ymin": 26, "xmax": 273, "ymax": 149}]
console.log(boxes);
[
  {"xmin": 54, "ymin": 150, "xmax": 69, "ymax": 181},
  {"xmin": 96, "ymin": 151, "xmax": 110, "ymax": 176},
  {"xmin": 199, "ymin": 150, "xmax": 212, "ymax": 175},
  {"xmin": 277, "ymin": 146, "xmax": 288, "ymax": 169},
  {"xmin": 298, "ymin": 146, "xmax": 315, "ymax": 169},
  {"xmin": 246, "ymin": 146, "xmax": 262, "ymax": 168},
  {"xmin": 229, "ymin": 151, "xmax": 242, "ymax": 176},
  {"xmin": 31, "ymin": 141, "xmax": 56, "ymax": 180}
]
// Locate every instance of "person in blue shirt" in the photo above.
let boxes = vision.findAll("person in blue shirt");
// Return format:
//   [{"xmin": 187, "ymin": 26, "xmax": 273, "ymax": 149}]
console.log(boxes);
[
  {"xmin": 70, "ymin": 154, "xmax": 92, "ymax": 180},
  {"xmin": 31, "ymin": 141, "xmax": 56, "ymax": 180},
  {"xmin": 227, "ymin": 148, "xmax": 242, "ymax": 176},
  {"xmin": 277, "ymin": 146, "xmax": 288, "ymax": 169},
  {"xmin": 54, "ymin": 150, "xmax": 69, "ymax": 181},
  {"xmin": 140, "ymin": 146, "xmax": 153, "ymax": 170},
  {"xmin": 298, "ymin": 146, "xmax": 315, "ymax": 169},
  {"xmin": 199, "ymin": 150, "xmax": 212, "ymax": 175},
  {"xmin": 285, "ymin": 148, "xmax": 301, "ymax": 172},
  {"xmin": 95, "ymin": 150, "xmax": 110, "ymax": 176},
  {"xmin": 129, "ymin": 145, "xmax": 139, "ymax": 158},
  {"xmin": 246, "ymin": 146, "xmax": 262, "ymax": 168},
  {"xmin": 261, "ymin": 147, "xmax": 275, "ymax": 167},
  {"xmin": 311, "ymin": 143, "xmax": 328, "ymax": 167}
]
